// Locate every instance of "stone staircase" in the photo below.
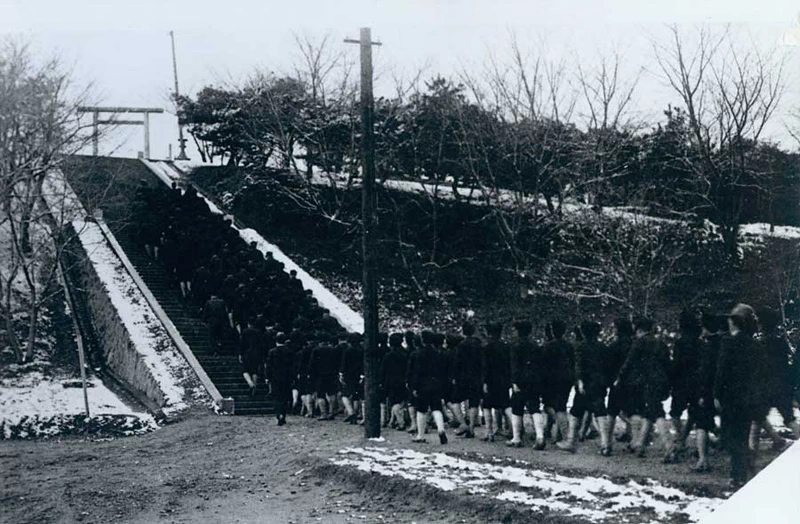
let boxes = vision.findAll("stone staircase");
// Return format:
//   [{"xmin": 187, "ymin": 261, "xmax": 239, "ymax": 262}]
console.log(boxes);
[
  {"xmin": 111, "ymin": 223, "xmax": 279, "ymax": 416},
  {"xmin": 60, "ymin": 155, "xmax": 279, "ymax": 416}
]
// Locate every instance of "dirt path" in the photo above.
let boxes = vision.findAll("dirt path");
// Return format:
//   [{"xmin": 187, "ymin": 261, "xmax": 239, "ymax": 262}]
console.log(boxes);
[{"xmin": 1, "ymin": 413, "xmax": 785, "ymax": 524}]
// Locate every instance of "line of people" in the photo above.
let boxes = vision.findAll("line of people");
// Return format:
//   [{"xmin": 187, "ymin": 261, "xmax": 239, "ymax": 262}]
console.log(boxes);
[{"xmin": 130, "ymin": 180, "xmax": 800, "ymax": 489}]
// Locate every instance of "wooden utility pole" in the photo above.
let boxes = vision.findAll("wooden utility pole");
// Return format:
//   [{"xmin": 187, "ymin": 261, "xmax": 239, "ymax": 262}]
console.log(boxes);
[{"xmin": 345, "ymin": 28, "xmax": 382, "ymax": 439}]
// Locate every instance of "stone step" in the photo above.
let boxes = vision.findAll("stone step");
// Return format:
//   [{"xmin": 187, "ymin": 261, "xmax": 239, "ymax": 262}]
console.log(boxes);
[{"xmin": 100, "ymin": 175, "xmax": 276, "ymax": 416}]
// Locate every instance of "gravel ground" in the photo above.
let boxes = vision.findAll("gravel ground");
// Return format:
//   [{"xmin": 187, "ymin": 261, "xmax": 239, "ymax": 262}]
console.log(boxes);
[{"xmin": 1, "ymin": 411, "xmax": 787, "ymax": 524}]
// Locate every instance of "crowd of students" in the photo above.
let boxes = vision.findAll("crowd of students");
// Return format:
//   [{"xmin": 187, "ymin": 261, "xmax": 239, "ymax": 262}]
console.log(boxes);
[{"xmin": 131, "ymin": 180, "xmax": 800, "ymax": 489}]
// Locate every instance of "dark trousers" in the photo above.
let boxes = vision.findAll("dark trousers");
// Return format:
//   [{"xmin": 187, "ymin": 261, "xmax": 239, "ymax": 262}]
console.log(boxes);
[
  {"xmin": 721, "ymin": 407, "xmax": 753, "ymax": 484},
  {"xmin": 273, "ymin": 385, "xmax": 292, "ymax": 418}
]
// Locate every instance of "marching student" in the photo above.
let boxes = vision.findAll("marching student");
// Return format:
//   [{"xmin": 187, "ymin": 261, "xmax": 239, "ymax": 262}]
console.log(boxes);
[
  {"xmin": 665, "ymin": 310, "xmax": 703, "ymax": 463},
  {"xmin": 452, "ymin": 322, "xmax": 483, "ymax": 438},
  {"xmin": 404, "ymin": 330, "xmax": 420, "ymax": 434},
  {"xmin": 714, "ymin": 304, "xmax": 764, "ymax": 488},
  {"xmin": 605, "ymin": 318, "xmax": 634, "ymax": 446},
  {"xmin": 340, "ymin": 334, "xmax": 364, "ymax": 424},
  {"xmin": 267, "ymin": 332, "xmax": 295, "ymax": 426},
  {"xmin": 382, "ymin": 333, "xmax": 409, "ymax": 430},
  {"xmin": 508, "ymin": 320, "xmax": 547, "ymax": 449},
  {"xmin": 691, "ymin": 312, "xmax": 725, "ymax": 472},
  {"xmin": 558, "ymin": 321, "xmax": 612, "ymax": 455},
  {"xmin": 615, "ymin": 317, "xmax": 672, "ymax": 458},
  {"xmin": 752, "ymin": 307, "xmax": 799, "ymax": 446},
  {"xmin": 481, "ymin": 323, "xmax": 511, "ymax": 442},
  {"xmin": 239, "ymin": 317, "xmax": 266, "ymax": 397},
  {"xmin": 407, "ymin": 331, "xmax": 448, "ymax": 444},
  {"xmin": 542, "ymin": 319, "xmax": 575, "ymax": 446}
]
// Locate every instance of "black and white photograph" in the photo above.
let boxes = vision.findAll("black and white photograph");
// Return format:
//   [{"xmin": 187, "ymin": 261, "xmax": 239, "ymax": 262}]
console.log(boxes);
[{"xmin": 1, "ymin": 1, "xmax": 799, "ymax": 522}]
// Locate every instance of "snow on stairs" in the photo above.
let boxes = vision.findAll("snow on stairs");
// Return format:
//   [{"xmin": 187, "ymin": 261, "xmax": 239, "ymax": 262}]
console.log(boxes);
[{"xmin": 112, "ymin": 232, "xmax": 278, "ymax": 416}]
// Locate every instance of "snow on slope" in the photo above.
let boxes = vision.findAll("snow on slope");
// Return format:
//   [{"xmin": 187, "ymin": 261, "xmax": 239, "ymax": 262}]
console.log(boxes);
[
  {"xmin": 72, "ymin": 218, "xmax": 195, "ymax": 415},
  {"xmin": 238, "ymin": 228, "xmax": 364, "ymax": 333},
  {"xmin": 42, "ymin": 171, "xmax": 211, "ymax": 416},
  {"xmin": 151, "ymin": 160, "xmax": 364, "ymax": 333},
  {"xmin": 174, "ymin": 160, "xmax": 800, "ymax": 241}
]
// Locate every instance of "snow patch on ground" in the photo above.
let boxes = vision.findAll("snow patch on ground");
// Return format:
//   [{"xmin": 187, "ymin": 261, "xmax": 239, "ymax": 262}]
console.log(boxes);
[
  {"xmin": 0, "ymin": 371, "xmax": 157, "ymax": 439},
  {"xmin": 740, "ymin": 222, "xmax": 800, "ymax": 240},
  {"xmin": 331, "ymin": 447, "xmax": 725, "ymax": 523}
]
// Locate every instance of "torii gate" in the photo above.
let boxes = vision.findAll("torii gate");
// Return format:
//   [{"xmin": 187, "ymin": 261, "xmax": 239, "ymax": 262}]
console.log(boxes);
[{"xmin": 77, "ymin": 106, "xmax": 164, "ymax": 159}]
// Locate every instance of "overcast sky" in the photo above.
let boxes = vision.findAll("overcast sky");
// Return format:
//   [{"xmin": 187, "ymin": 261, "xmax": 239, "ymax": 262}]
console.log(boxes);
[{"xmin": 3, "ymin": 0, "xmax": 800, "ymax": 159}]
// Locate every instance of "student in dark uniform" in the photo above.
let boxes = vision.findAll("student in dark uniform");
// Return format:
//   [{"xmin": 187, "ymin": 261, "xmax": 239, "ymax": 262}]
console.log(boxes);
[
  {"xmin": 430, "ymin": 333, "xmax": 450, "ymax": 425},
  {"xmin": 690, "ymin": 312, "xmax": 724, "ymax": 472},
  {"xmin": 267, "ymin": 333, "xmax": 296, "ymax": 426},
  {"xmin": 202, "ymin": 294, "xmax": 228, "ymax": 354},
  {"xmin": 404, "ymin": 330, "xmax": 420, "ymax": 434},
  {"xmin": 542, "ymin": 319, "xmax": 574, "ymax": 445},
  {"xmin": 377, "ymin": 331, "xmax": 389, "ymax": 427},
  {"xmin": 714, "ymin": 304, "xmax": 764, "ymax": 488},
  {"xmin": 340, "ymin": 334, "xmax": 364, "ymax": 424},
  {"xmin": 615, "ymin": 317, "xmax": 672, "ymax": 458},
  {"xmin": 751, "ymin": 307, "xmax": 798, "ymax": 447},
  {"xmin": 295, "ymin": 333, "xmax": 315, "ymax": 417},
  {"xmin": 605, "ymin": 318, "xmax": 634, "ymax": 445},
  {"xmin": 382, "ymin": 333, "xmax": 409, "ymax": 430},
  {"xmin": 239, "ymin": 318, "xmax": 265, "ymax": 396},
  {"xmin": 508, "ymin": 320, "xmax": 547, "ymax": 449},
  {"xmin": 452, "ymin": 323, "xmax": 482, "ymax": 438},
  {"xmin": 665, "ymin": 310, "xmax": 703, "ymax": 462},
  {"xmin": 192, "ymin": 265, "xmax": 213, "ymax": 314},
  {"xmin": 558, "ymin": 321, "xmax": 612, "ymax": 455},
  {"xmin": 308, "ymin": 335, "xmax": 336, "ymax": 420},
  {"xmin": 481, "ymin": 322, "xmax": 511, "ymax": 442},
  {"xmin": 407, "ymin": 331, "xmax": 448, "ymax": 444},
  {"xmin": 444, "ymin": 333, "xmax": 467, "ymax": 434},
  {"xmin": 288, "ymin": 330, "xmax": 305, "ymax": 414}
]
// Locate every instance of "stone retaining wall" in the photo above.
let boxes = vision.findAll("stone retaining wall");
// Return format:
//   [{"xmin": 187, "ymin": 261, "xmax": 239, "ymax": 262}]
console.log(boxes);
[{"xmin": 63, "ymin": 223, "xmax": 170, "ymax": 417}]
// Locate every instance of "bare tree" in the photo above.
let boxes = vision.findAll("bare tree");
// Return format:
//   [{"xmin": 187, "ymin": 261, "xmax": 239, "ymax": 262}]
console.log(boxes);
[
  {"xmin": 292, "ymin": 32, "xmax": 357, "ymax": 178},
  {"xmin": 653, "ymin": 25, "xmax": 787, "ymax": 257},
  {"xmin": 0, "ymin": 39, "xmax": 96, "ymax": 363},
  {"xmin": 546, "ymin": 204, "xmax": 690, "ymax": 316},
  {"xmin": 450, "ymin": 34, "xmax": 581, "ymax": 285},
  {"xmin": 574, "ymin": 49, "xmax": 643, "ymax": 204}
]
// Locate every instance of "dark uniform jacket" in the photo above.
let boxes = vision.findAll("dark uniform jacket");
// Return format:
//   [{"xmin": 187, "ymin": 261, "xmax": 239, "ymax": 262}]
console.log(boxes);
[
  {"xmin": 714, "ymin": 333, "xmax": 765, "ymax": 411},
  {"xmin": 407, "ymin": 344, "xmax": 443, "ymax": 393},
  {"xmin": 671, "ymin": 335, "xmax": 702, "ymax": 393},
  {"xmin": 307, "ymin": 343, "xmax": 332, "ymax": 384},
  {"xmin": 697, "ymin": 334, "xmax": 721, "ymax": 403},
  {"xmin": 605, "ymin": 336, "xmax": 631, "ymax": 388},
  {"xmin": 239, "ymin": 327, "xmax": 263, "ymax": 359},
  {"xmin": 482, "ymin": 339, "xmax": 511, "ymax": 390},
  {"xmin": 542, "ymin": 339, "xmax": 575, "ymax": 387},
  {"xmin": 380, "ymin": 348, "xmax": 408, "ymax": 391},
  {"xmin": 762, "ymin": 333, "xmax": 792, "ymax": 398},
  {"xmin": 453, "ymin": 336, "xmax": 483, "ymax": 386},
  {"xmin": 510, "ymin": 338, "xmax": 542, "ymax": 390},
  {"xmin": 267, "ymin": 344, "xmax": 295, "ymax": 391},
  {"xmin": 203, "ymin": 296, "xmax": 227, "ymax": 326},
  {"xmin": 295, "ymin": 345, "xmax": 313, "ymax": 384},
  {"xmin": 617, "ymin": 335, "xmax": 670, "ymax": 396},
  {"xmin": 340, "ymin": 343, "xmax": 364, "ymax": 384},
  {"xmin": 574, "ymin": 340, "xmax": 607, "ymax": 394}
]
